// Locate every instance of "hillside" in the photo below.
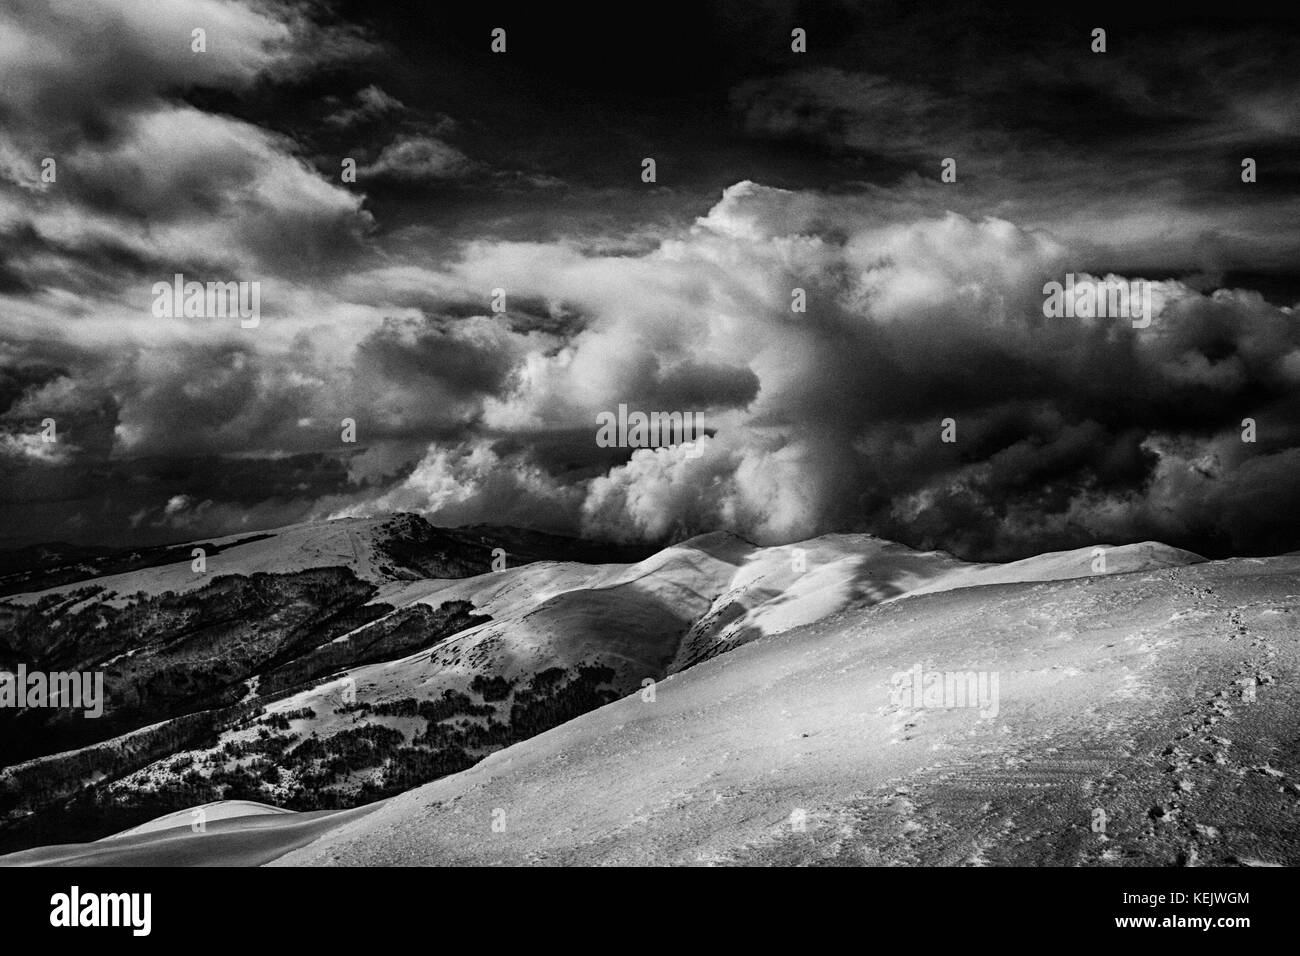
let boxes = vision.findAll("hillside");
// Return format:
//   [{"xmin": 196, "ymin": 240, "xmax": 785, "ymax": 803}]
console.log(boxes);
[
  {"xmin": 7, "ymin": 549, "xmax": 1293, "ymax": 866},
  {"xmin": 266, "ymin": 553, "xmax": 1296, "ymax": 866},
  {"xmin": 0, "ymin": 515, "xmax": 1221, "ymax": 861}
]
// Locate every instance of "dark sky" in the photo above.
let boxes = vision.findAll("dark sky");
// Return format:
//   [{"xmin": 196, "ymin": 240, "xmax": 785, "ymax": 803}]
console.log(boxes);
[{"xmin": 2, "ymin": 0, "xmax": 1300, "ymax": 560}]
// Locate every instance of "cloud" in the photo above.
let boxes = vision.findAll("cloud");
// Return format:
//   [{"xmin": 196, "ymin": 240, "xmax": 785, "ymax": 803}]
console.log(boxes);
[
  {"xmin": 52, "ymin": 105, "xmax": 373, "ymax": 277},
  {"xmin": 729, "ymin": 55, "xmax": 1300, "ymax": 276},
  {"xmin": 2, "ymin": 3, "xmax": 1299, "ymax": 560},
  {"xmin": 333, "ymin": 439, "xmax": 583, "ymax": 532},
  {"xmin": 337, "ymin": 181, "xmax": 1300, "ymax": 558},
  {"xmin": 0, "ymin": 0, "xmax": 291, "ymax": 127},
  {"xmin": 0, "ymin": 0, "xmax": 373, "ymax": 147},
  {"xmin": 358, "ymin": 135, "xmax": 472, "ymax": 180},
  {"xmin": 0, "ymin": 429, "xmax": 73, "ymax": 465},
  {"xmin": 0, "ymin": 0, "xmax": 377, "ymax": 299},
  {"xmin": 733, "ymin": 68, "xmax": 976, "ymax": 158},
  {"xmin": 325, "ymin": 85, "xmax": 407, "ymax": 127},
  {"xmin": 7, "ymin": 174, "xmax": 1300, "ymax": 557}
]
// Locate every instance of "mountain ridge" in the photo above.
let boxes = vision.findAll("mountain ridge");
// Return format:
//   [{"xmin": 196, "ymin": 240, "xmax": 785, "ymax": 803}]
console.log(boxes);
[{"xmin": 0, "ymin": 512, "xmax": 1211, "ymax": 859}]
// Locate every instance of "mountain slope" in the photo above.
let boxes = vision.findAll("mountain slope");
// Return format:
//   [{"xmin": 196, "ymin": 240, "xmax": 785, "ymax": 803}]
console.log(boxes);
[
  {"xmin": 0, "ymin": 516, "xmax": 1217, "ymax": 861},
  {"xmin": 254, "ymin": 553, "xmax": 1296, "ymax": 866},
  {"xmin": 1, "ymin": 513, "xmax": 652, "ymax": 608}
]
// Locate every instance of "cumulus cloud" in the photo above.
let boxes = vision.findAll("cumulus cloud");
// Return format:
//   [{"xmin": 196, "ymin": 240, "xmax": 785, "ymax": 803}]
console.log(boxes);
[
  {"xmin": 333, "ymin": 439, "xmax": 583, "ymax": 531},
  {"xmin": 7, "ymin": 167, "xmax": 1300, "ymax": 557},
  {"xmin": 0, "ymin": 0, "xmax": 295, "ymax": 127},
  {"xmin": 54, "ymin": 105, "xmax": 372, "ymax": 277},
  {"xmin": 328, "ymin": 181, "xmax": 1300, "ymax": 558},
  {"xmin": 0, "ymin": 0, "xmax": 376, "ymax": 298},
  {"xmin": 3, "ymin": 3, "xmax": 1299, "ymax": 560}
]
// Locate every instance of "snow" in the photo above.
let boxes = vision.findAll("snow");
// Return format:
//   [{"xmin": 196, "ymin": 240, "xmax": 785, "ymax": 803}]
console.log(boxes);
[
  {"xmin": 13, "ymin": 520, "xmax": 1281, "ymax": 868},
  {"xmin": 4, "ymin": 516, "xmax": 396, "ymax": 608},
  {"xmin": 101, "ymin": 800, "xmax": 293, "ymax": 839},
  {"xmin": 256, "ymin": 553, "xmax": 1297, "ymax": 867}
]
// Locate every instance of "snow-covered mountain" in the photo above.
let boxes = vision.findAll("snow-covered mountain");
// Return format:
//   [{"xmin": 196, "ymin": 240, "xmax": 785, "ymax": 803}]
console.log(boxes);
[{"xmin": 0, "ymin": 512, "xmax": 1221, "ymax": 861}]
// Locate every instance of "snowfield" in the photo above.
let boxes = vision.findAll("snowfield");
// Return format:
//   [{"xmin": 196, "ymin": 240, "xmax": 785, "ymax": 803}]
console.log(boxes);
[{"xmin": 6, "ymin": 524, "xmax": 1295, "ymax": 867}]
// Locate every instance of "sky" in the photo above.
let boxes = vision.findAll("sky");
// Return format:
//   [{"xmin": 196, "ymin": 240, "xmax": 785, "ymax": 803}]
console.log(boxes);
[{"xmin": 2, "ymin": 0, "xmax": 1300, "ymax": 560}]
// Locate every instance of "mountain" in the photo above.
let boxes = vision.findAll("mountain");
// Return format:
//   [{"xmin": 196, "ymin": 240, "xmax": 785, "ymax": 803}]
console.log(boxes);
[
  {"xmin": 0, "ymin": 513, "xmax": 651, "ymax": 606},
  {"xmin": 0, "ymin": 514, "xmax": 654, "ymax": 850},
  {"xmin": 672, "ymin": 536, "xmax": 1204, "ymax": 670},
  {"xmin": 10, "ymin": 547, "xmax": 1296, "ymax": 868},
  {"xmin": 269, "ymin": 551, "xmax": 1300, "ymax": 867},
  {"xmin": 0, "ymin": 513, "xmax": 1224, "ymax": 862}
]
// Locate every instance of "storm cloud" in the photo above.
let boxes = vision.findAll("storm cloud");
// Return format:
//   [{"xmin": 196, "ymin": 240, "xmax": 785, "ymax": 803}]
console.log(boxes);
[{"xmin": 2, "ymin": 0, "xmax": 1299, "ymax": 560}]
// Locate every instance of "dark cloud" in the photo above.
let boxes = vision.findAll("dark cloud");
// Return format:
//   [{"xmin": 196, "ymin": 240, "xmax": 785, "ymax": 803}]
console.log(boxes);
[{"xmin": 2, "ymin": 0, "xmax": 1299, "ymax": 563}]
